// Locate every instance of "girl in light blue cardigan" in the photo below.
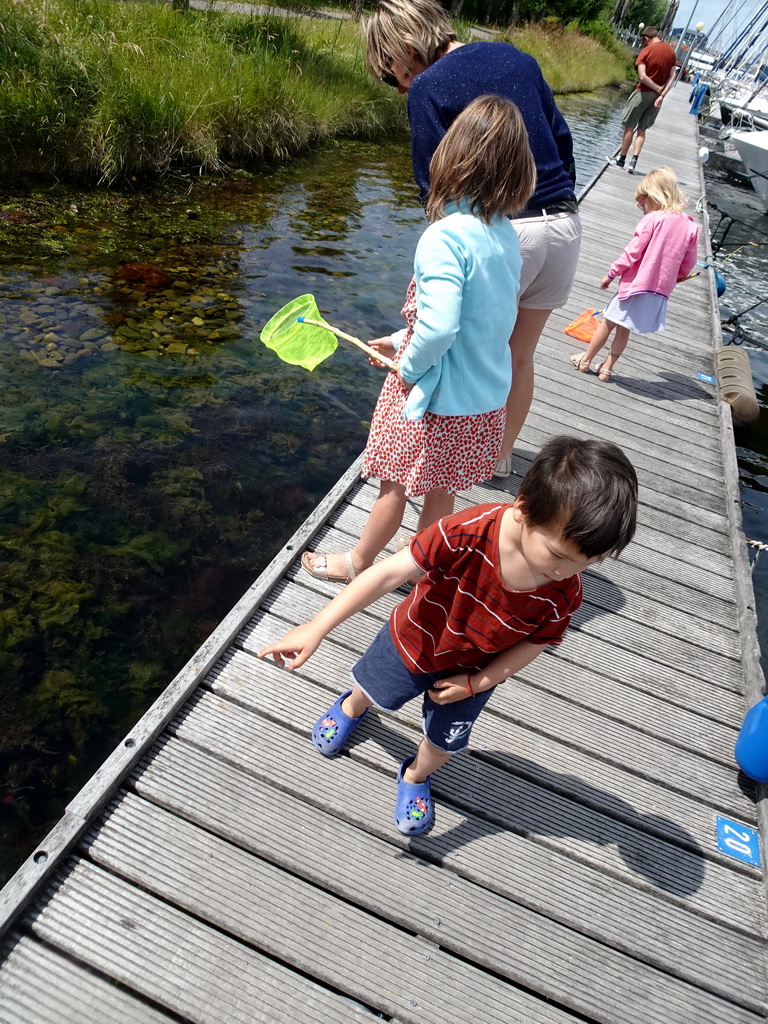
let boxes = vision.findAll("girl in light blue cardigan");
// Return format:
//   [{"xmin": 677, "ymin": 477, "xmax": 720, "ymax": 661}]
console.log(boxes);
[{"xmin": 303, "ymin": 95, "xmax": 536, "ymax": 584}]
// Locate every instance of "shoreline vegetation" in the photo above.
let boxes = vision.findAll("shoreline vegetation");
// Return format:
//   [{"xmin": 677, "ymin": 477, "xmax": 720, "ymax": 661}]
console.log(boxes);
[{"xmin": 0, "ymin": 0, "xmax": 633, "ymax": 184}]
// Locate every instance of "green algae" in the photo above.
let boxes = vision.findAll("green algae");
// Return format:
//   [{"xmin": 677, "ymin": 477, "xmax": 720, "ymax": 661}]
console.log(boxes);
[{"xmin": 0, "ymin": 137, "xmax": 420, "ymax": 882}]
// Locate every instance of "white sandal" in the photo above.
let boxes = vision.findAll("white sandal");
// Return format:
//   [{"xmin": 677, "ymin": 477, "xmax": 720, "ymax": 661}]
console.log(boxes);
[
  {"xmin": 301, "ymin": 550, "xmax": 358, "ymax": 583},
  {"xmin": 493, "ymin": 457, "xmax": 512, "ymax": 479}
]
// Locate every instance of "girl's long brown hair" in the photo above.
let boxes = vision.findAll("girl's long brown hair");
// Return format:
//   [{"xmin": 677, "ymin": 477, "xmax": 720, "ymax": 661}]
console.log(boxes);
[{"xmin": 426, "ymin": 95, "xmax": 537, "ymax": 224}]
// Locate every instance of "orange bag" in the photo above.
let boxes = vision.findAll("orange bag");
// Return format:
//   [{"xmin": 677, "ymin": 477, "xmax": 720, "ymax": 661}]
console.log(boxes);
[{"xmin": 564, "ymin": 308, "xmax": 601, "ymax": 342}]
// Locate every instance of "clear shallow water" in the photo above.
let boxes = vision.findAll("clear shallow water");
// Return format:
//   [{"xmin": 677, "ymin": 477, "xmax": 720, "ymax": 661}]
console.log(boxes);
[
  {"xmin": 21, "ymin": 85, "xmax": 768, "ymax": 883},
  {"xmin": 0, "ymin": 139, "xmax": 428, "ymax": 879}
]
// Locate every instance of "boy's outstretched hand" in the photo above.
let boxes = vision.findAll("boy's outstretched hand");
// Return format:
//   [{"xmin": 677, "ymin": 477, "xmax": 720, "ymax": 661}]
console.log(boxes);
[
  {"xmin": 258, "ymin": 624, "xmax": 323, "ymax": 670},
  {"xmin": 428, "ymin": 674, "xmax": 476, "ymax": 704}
]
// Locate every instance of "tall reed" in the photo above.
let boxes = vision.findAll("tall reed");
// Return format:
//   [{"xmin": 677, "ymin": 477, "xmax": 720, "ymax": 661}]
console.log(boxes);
[
  {"xmin": 0, "ymin": 0, "xmax": 630, "ymax": 182},
  {"xmin": 503, "ymin": 22, "xmax": 631, "ymax": 92},
  {"xmin": 0, "ymin": 0, "xmax": 404, "ymax": 182}
]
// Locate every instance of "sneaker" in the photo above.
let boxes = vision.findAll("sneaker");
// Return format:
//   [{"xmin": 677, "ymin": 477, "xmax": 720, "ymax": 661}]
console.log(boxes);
[
  {"xmin": 607, "ymin": 155, "xmax": 625, "ymax": 168},
  {"xmin": 628, "ymin": 157, "xmax": 638, "ymax": 174}
]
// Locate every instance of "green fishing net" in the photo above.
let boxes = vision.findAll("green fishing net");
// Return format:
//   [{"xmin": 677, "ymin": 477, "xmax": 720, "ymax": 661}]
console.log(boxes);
[{"xmin": 260, "ymin": 294, "xmax": 337, "ymax": 371}]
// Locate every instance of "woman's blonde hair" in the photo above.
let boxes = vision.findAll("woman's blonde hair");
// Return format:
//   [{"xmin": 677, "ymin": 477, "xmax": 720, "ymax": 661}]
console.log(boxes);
[
  {"xmin": 635, "ymin": 166, "xmax": 688, "ymax": 213},
  {"xmin": 426, "ymin": 95, "xmax": 536, "ymax": 223},
  {"xmin": 364, "ymin": 0, "xmax": 456, "ymax": 83}
]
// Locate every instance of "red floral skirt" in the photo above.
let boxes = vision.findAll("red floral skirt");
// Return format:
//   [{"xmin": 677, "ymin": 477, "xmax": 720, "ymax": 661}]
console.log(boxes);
[{"xmin": 362, "ymin": 280, "xmax": 505, "ymax": 497}]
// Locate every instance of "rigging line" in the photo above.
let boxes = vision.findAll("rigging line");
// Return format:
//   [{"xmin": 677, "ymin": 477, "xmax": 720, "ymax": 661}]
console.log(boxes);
[
  {"xmin": 723, "ymin": 323, "xmax": 768, "ymax": 349},
  {"xmin": 717, "ymin": 241, "xmax": 768, "ymax": 266},
  {"xmin": 747, "ymin": 537, "xmax": 768, "ymax": 571},
  {"xmin": 707, "ymin": 202, "xmax": 768, "ymax": 241},
  {"xmin": 715, "ymin": 0, "xmax": 768, "ymax": 69},
  {"xmin": 723, "ymin": 294, "xmax": 768, "ymax": 320}
]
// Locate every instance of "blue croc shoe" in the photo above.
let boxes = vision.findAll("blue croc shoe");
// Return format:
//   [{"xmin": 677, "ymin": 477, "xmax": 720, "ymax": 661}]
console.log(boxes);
[
  {"xmin": 312, "ymin": 690, "xmax": 367, "ymax": 758},
  {"xmin": 394, "ymin": 756, "xmax": 434, "ymax": 835}
]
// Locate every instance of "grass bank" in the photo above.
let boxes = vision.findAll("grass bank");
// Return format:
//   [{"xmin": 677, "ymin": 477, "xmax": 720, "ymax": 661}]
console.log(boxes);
[
  {"xmin": 0, "ymin": 0, "xmax": 404, "ymax": 182},
  {"xmin": 0, "ymin": 0, "xmax": 630, "ymax": 183},
  {"xmin": 504, "ymin": 22, "xmax": 632, "ymax": 93}
]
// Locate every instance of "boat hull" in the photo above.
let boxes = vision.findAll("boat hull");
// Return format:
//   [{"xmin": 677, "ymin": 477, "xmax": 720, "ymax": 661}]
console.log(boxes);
[{"xmin": 730, "ymin": 130, "xmax": 768, "ymax": 211}]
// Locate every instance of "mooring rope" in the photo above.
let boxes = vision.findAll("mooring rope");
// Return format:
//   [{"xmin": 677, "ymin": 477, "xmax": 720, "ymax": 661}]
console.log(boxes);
[{"xmin": 747, "ymin": 536, "xmax": 768, "ymax": 572}]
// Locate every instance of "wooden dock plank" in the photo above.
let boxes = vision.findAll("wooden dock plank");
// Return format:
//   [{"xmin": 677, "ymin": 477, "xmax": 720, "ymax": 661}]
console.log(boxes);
[
  {"xmin": 160, "ymin": 696, "xmax": 768, "ymax": 1013},
  {"xmin": 118, "ymin": 758, "xmax": 764, "ymax": 1024},
  {"xmin": 27, "ymin": 861, "xmax": 384, "ymax": 1024},
  {"xmin": 243, "ymin": 581, "xmax": 749, "ymax": 814},
  {"xmin": 82, "ymin": 794, "xmax": 586, "ymax": 1024},
  {"xmin": 227, "ymin": 629, "xmax": 750, "ymax": 843},
  {"xmin": 205, "ymin": 639, "xmax": 762, "ymax": 899},
  {"xmin": 0, "ymin": 933, "xmax": 174, "ymax": 1024},
  {"xmin": 0, "ymin": 86, "xmax": 765, "ymax": 1024}
]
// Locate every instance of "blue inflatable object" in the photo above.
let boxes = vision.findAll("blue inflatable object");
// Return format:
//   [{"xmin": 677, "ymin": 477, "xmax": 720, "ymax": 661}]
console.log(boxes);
[
  {"xmin": 735, "ymin": 694, "xmax": 768, "ymax": 782},
  {"xmin": 689, "ymin": 82, "xmax": 709, "ymax": 116},
  {"xmin": 697, "ymin": 262, "xmax": 727, "ymax": 297}
]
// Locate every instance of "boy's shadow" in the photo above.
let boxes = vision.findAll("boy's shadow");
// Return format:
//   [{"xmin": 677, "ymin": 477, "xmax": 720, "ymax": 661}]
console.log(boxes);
[
  {"xmin": 357, "ymin": 720, "xmax": 704, "ymax": 898},
  {"xmin": 577, "ymin": 566, "xmax": 627, "ymax": 625},
  {"xmin": 437, "ymin": 750, "xmax": 705, "ymax": 897}
]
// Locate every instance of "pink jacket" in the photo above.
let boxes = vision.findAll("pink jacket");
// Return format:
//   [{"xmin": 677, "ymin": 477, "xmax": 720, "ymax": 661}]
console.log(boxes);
[{"xmin": 608, "ymin": 211, "xmax": 699, "ymax": 300}]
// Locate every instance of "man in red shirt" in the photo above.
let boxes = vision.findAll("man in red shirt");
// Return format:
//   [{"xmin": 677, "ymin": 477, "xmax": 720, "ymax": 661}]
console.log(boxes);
[
  {"xmin": 609, "ymin": 27, "xmax": 678, "ymax": 175},
  {"xmin": 260, "ymin": 436, "xmax": 638, "ymax": 837}
]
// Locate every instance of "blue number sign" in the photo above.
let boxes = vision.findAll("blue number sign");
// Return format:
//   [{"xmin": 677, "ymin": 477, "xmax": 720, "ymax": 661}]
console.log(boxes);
[{"xmin": 716, "ymin": 816, "xmax": 761, "ymax": 867}]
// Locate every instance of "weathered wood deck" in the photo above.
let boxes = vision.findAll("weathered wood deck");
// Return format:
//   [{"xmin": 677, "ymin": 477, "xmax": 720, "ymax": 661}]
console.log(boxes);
[{"xmin": 1, "ymin": 87, "xmax": 766, "ymax": 1023}]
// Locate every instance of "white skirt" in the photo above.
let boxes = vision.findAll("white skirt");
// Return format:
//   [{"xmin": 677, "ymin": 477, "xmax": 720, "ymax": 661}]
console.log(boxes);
[{"xmin": 604, "ymin": 292, "xmax": 668, "ymax": 334}]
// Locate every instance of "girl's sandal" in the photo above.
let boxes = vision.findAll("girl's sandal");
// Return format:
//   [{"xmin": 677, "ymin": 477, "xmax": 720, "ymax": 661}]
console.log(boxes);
[
  {"xmin": 311, "ymin": 689, "xmax": 368, "ymax": 757},
  {"xmin": 569, "ymin": 352, "xmax": 592, "ymax": 373},
  {"xmin": 595, "ymin": 356, "xmax": 617, "ymax": 382},
  {"xmin": 301, "ymin": 550, "xmax": 358, "ymax": 583},
  {"xmin": 394, "ymin": 756, "xmax": 434, "ymax": 835}
]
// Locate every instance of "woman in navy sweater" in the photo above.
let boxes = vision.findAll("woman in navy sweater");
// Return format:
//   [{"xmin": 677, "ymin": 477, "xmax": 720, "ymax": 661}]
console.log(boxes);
[{"xmin": 365, "ymin": 0, "xmax": 582, "ymax": 478}]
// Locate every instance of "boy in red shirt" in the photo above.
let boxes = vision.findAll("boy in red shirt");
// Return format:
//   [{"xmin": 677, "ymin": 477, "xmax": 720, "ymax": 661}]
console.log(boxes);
[{"xmin": 260, "ymin": 436, "xmax": 638, "ymax": 836}]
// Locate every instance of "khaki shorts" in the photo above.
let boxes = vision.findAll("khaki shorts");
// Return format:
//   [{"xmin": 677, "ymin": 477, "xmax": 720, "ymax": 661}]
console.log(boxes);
[
  {"xmin": 621, "ymin": 88, "xmax": 660, "ymax": 131},
  {"xmin": 514, "ymin": 211, "xmax": 582, "ymax": 310}
]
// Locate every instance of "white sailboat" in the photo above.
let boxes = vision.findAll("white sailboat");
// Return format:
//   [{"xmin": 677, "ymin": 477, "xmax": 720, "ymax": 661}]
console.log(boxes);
[
  {"xmin": 705, "ymin": 0, "xmax": 768, "ymax": 129},
  {"xmin": 730, "ymin": 129, "xmax": 768, "ymax": 210}
]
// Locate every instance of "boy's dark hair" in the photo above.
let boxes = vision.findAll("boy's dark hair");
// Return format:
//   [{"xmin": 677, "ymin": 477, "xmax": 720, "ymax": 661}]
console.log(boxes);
[{"xmin": 517, "ymin": 436, "xmax": 638, "ymax": 558}]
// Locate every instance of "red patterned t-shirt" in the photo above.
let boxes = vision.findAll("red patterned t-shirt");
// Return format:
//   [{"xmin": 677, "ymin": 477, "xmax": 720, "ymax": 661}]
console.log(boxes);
[{"xmin": 391, "ymin": 503, "xmax": 582, "ymax": 674}]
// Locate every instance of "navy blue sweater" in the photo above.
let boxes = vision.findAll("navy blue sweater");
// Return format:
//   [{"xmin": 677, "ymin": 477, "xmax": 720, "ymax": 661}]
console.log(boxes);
[{"xmin": 407, "ymin": 41, "xmax": 576, "ymax": 210}]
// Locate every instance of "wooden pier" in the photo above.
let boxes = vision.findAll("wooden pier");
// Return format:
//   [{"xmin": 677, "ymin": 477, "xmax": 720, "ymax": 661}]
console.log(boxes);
[{"xmin": 1, "ymin": 87, "xmax": 766, "ymax": 1023}]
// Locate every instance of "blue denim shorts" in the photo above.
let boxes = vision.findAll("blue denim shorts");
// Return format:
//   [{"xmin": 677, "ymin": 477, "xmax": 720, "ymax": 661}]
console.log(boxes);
[{"xmin": 350, "ymin": 623, "xmax": 495, "ymax": 753}]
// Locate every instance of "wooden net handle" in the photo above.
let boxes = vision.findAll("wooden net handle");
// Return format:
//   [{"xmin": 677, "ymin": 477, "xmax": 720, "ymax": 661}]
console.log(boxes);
[{"xmin": 299, "ymin": 318, "xmax": 398, "ymax": 371}]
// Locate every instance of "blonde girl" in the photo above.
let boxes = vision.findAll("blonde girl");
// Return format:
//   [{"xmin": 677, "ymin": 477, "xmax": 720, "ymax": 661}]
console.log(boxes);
[
  {"xmin": 570, "ymin": 166, "xmax": 699, "ymax": 382},
  {"xmin": 303, "ymin": 95, "xmax": 536, "ymax": 584}
]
